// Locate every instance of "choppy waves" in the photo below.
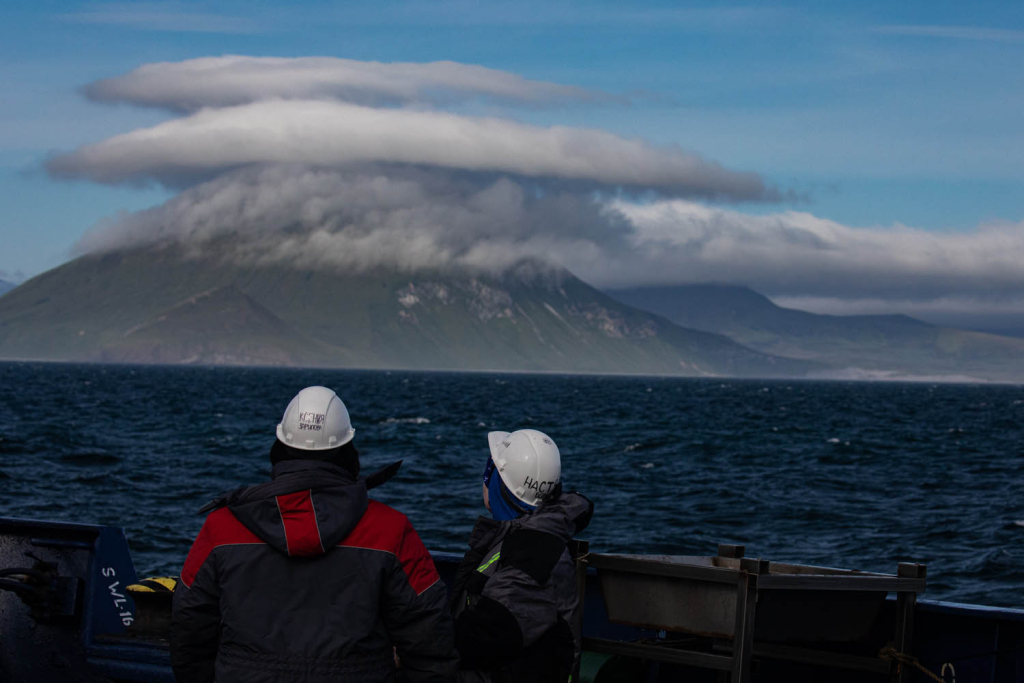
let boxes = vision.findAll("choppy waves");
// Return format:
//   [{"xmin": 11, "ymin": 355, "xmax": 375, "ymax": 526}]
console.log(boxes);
[{"xmin": 1, "ymin": 362, "xmax": 1022, "ymax": 607}]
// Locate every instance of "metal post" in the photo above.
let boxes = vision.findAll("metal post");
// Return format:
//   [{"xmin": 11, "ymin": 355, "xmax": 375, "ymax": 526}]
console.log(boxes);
[
  {"xmin": 718, "ymin": 544, "xmax": 745, "ymax": 559},
  {"xmin": 893, "ymin": 563, "xmax": 926, "ymax": 683},
  {"xmin": 731, "ymin": 559, "xmax": 765, "ymax": 683},
  {"xmin": 570, "ymin": 539, "xmax": 589, "ymax": 683}
]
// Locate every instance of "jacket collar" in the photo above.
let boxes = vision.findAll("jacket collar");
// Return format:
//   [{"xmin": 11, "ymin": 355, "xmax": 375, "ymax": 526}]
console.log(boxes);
[
  {"xmin": 271, "ymin": 459, "xmax": 354, "ymax": 481},
  {"xmin": 463, "ymin": 492, "xmax": 594, "ymax": 551}
]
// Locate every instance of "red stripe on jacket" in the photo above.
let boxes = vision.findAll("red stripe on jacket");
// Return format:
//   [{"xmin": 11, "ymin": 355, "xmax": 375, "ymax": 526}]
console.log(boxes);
[
  {"xmin": 179, "ymin": 498, "xmax": 439, "ymax": 595},
  {"xmin": 180, "ymin": 507, "xmax": 263, "ymax": 588},
  {"xmin": 341, "ymin": 500, "xmax": 440, "ymax": 595},
  {"xmin": 276, "ymin": 489, "xmax": 324, "ymax": 557}
]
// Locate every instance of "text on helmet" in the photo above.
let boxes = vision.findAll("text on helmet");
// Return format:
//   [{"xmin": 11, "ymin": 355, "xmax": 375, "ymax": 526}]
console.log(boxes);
[
  {"xmin": 298, "ymin": 412, "xmax": 326, "ymax": 431},
  {"xmin": 524, "ymin": 476, "xmax": 556, "ymax": 495}
]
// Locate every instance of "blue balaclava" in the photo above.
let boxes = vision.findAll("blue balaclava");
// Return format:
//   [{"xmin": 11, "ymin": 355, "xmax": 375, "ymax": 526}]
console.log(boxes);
[{"xmin": 484, "ymin": 457, "xmax": 537, "ymax": 522}]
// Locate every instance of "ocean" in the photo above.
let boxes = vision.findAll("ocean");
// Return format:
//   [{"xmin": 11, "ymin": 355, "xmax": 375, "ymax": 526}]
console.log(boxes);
[{"xmin": 1, "ymin": 362, "xmax": 1022, "ymax": 607}]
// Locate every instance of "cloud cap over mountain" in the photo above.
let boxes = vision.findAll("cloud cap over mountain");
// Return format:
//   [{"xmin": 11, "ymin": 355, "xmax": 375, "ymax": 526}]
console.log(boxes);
[
  {"xmin": 74, "ymin": 165, "xmax": 1024, "ymax": 320},
  {"xmin": 47, "ymin": 99, "xmax": 770, "ymax": 199},
  {"xmin": 81, "ymin": 55, "xmax": 613, "ymax": 111},
  {"xmin": 74, "ymin": 165, "xmax": 634, "ymax": 275},
  {"xmin": 50, "ymin": 56, "xmax": 772, "ymax": 200},
  {"xmin": 47, "ymin": 56, "xmax": 1024, "ymax": 330}
]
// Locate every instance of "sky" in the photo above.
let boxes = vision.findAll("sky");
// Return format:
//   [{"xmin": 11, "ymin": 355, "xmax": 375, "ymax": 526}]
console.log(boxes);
[{"xmin": 2, "ymin": 1, "xmax": 1024, "ymax": 332}]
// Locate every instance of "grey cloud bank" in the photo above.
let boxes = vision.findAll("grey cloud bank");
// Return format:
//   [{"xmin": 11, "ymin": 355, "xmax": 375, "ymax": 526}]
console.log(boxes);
[
  {"xmin": 81, "ymin": 56, "xmax": 610, "ymax": 110},
  {"xmin": 608, "ymin": 200, "xmax": 1024, "ymax": 331},
  {"xmin": 611, "ymin": 201, "xmax": 1024, "ymax": 298},
  {"xmin": 76, "ymin": 166, "xmax": 1024, "ymax": 330},
  {"xmin": 75, "ymin": 165, "xmax": 632, "ymax": 275}
]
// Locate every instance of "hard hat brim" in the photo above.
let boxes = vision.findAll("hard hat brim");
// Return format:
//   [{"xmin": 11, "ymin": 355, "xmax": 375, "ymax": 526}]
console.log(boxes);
[
  {"xmin": 487, "ymin": 431, "xmax": 511, "ymax": 463},
  {"xmin": 276, "ymin": 423, "xmax": 355, "ymax": 450}
]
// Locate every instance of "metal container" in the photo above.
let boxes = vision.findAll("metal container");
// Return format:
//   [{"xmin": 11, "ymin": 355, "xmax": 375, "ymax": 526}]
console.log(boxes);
[{"xmin": 588, "ymin": 549, "xmax": 925, "ymax": 643}]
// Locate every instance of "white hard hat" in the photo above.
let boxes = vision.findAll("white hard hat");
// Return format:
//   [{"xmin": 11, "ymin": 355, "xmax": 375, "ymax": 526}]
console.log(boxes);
[
  {"xmin": 276, "ymin": 386, "xmax": 355, "ymax": 451},
  {"xmin": 487, "ymin": 429, "xmax": 561, "ymax": 508}
]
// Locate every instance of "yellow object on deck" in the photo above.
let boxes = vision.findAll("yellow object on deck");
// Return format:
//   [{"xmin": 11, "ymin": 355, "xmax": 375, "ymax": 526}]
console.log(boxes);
[{"xmin": 127, "ymin": 577, "xmax": 177, "ymax": 593}]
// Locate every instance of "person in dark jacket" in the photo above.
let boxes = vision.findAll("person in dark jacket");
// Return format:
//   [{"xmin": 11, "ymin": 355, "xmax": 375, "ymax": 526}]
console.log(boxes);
[
  {"xmin": 451, "ymin": 429, "xmax": 593, "ymax": 683},
  {"xmin": 171, "ymin": 386, "xmax": 458, "ymax": 683}
]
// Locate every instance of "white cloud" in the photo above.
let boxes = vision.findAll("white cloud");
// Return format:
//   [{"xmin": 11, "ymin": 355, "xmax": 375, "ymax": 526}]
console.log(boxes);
[
  {"xmin": 74, "ymin": 165, "xmax": 632, "ymax": 276},
  {"xmin": 874, "ymin": 25, "xmax": 1024, "ymax": 43},
  {"xmin": 47, "ymin": 99, "xmax": 769, "ymax": 199},
  {"xmin": 771, "ymin": 295, "xmax": 1024, "ymax": 318},
  {"xmin": 81, "ymin": 56, "xmax": 610, "ymax": 111},
  {"xmin": 76, "ymin": 167, "xmax": 1024, "ymax": 323},
  {"xmin": 53, "ymin": 55, "xmax": 1024, "ymax": 328},
  {"xmin": 607, "ymin": 200, "xmax": 1024, "ymax": 297}
]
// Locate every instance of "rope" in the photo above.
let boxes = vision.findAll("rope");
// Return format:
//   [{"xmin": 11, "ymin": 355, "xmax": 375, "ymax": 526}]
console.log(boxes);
[
  {"xmin": 879, "ymin": 646, "xmax": 945, "ymax": 683},
  {"xmin": 0, "ymin": 577, "xmax": 36, "ymax": 598}
]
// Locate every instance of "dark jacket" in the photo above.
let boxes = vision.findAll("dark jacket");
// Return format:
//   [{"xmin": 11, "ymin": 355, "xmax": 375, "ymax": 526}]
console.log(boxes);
[
  {"xmin": 450, "ymin": 492, "xmax": 593, "ymax": 683},
  {"xmin": 171, "ymin": 460, "xmax": 458, "ymax": 683}
]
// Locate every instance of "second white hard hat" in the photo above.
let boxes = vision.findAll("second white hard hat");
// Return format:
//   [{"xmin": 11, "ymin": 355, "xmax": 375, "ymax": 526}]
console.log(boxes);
[
  {"xmin": 276, "ymin": 386, "xmax": 355, "ymax": 451},
  {"xmin": 487, "ymin": 429, "xmax": 561, "ymax": 508}
]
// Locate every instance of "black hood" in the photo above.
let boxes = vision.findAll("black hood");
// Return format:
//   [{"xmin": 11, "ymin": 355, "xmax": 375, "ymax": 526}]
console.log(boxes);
[
  {"xmin": 466, "ymin": 491, "xmax": 594, "ymax": 553},
  {"xmin": 522, "ymin": 491, "xmax": 594, "ymax": 540},
  {"xmin": 199, "ymin": 459, "xmax": 401, "ymax": 557},
  {"xmin": 230, "ymin": 461, "xmax": 365, "ymax": 556}
]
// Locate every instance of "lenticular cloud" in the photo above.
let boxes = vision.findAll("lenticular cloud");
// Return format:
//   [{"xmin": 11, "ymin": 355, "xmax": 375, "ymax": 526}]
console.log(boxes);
[
  {"xmin": 51, "ymin": 56, "xmax": 1024, "ymax": 321},
  {"xmin": 47, "ymin": 99, "xmax": 768, "ymax": 198},
  {"xmin": 51, "ymin": 56, "xmax": 772, "ymax": 200},
  {"xmin": 81, "ymin": 56, "xmax": 609, "ymax": 111}
]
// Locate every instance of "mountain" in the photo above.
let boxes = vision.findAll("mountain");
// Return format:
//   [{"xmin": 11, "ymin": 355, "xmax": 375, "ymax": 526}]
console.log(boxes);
[
  {"xmin": 98, "ymin": 286, "xmax": 345, "ymax": 366},
  {"xmin": 607, "ymin": 284, "xmax": 1024, "ymax": 381},
  {"xmin": 0, "ymin": 247, "xmax": 817, "ymax": 377},
  {"xmin": 0, "ymin": 280, "xmax": 15, "ymax": 297},
  {"xmin": 985, "ymin": 326, "xmax": 1024, "ymax": 340}
]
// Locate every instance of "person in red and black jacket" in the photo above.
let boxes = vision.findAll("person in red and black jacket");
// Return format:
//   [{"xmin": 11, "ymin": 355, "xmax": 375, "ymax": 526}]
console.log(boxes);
[{"xmin": 171, "ymin": 386, "xmax": 458, "ymax": 683}]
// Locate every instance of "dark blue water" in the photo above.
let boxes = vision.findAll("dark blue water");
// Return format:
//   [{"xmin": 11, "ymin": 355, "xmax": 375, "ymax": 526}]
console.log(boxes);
[{"xmin": 1, "ymin": 362, "xmax": 1022, "ymax": 607}]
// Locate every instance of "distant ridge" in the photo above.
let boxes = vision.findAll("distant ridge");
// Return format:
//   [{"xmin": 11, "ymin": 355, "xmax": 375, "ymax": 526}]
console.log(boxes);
[
  {"xmin": 99, "ymin": 286, "xmax": 347, "ymax": 366},
  {"xmin": 0, "ymin": 248, "xmax": 817, "ymax": 377},
  {"xmin": 607, "ymin": 284, "xmax": 1024, "ymax": 381},
  {"xmin": 0, "ymin": 280, "xmax": 14, "ymax": 297}
]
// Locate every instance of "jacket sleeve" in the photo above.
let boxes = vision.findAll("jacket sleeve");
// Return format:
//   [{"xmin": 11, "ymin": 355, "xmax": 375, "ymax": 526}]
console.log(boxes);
[
  {"xmin": 381, "ymin": 518, "xmax": 459, "ymax": 683},
  {"xmin": 454, "ymin": 528, "xmax": 567, "ymax": 668},
  {"xmin": 170, "ymin": 521, "xmax": 221, "ymax": 683}
]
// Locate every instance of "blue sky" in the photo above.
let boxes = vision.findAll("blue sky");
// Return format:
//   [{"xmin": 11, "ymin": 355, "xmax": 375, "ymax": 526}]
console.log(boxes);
[{"xmin": 2, "ymin": 0, "xmax": 1023, "ymax": 309}]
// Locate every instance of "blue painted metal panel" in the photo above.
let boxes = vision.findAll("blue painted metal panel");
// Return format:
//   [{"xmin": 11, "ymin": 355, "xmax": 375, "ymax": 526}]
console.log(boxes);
[
  {"xmin": 86, "ymin": 656, "xmax": 176, "ymax": 683},
  {"xmin": 915, "ymin": 601, "xmax": 1024, "ymax": 683},
  {"xmin": 84, "ymin": 525, "xmax": 140, "ymax": 641}
]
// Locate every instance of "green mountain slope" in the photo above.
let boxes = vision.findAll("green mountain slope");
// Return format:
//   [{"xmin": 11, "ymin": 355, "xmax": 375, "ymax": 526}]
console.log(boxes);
[
  {"xmin": 0, "ymin": 248, "xmax": 817, "ymax": 377},
  {"xmin": 607, "ymin": 284, "xmax": 1024, "ymax": 381},
  {"xmin": 99, "ymin": 286, "xmax": 348, "ymax": 366}
]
